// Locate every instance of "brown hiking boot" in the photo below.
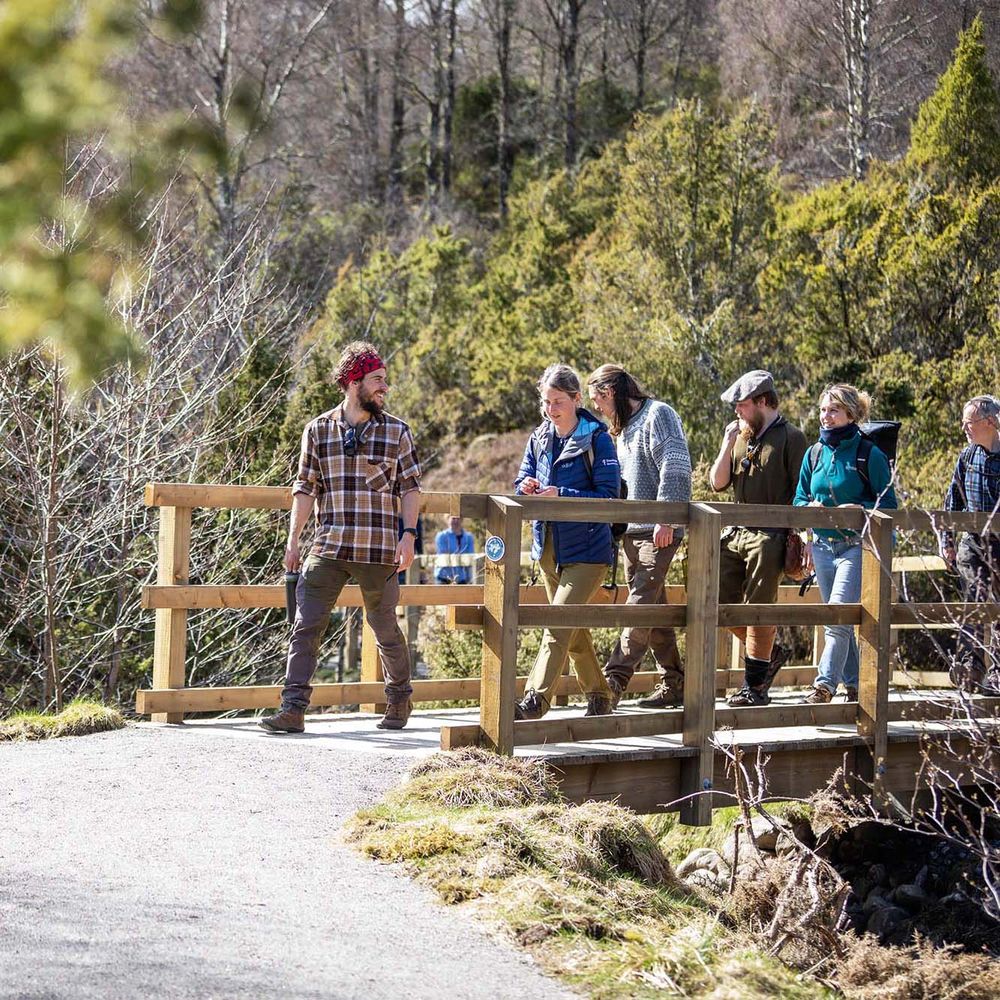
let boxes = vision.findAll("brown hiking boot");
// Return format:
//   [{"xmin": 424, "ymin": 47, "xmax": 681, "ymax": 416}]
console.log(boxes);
[
  {"xmin": 636, "ymin": 680, "xmax": 683, "ymax": 709},
  {"xmin": 377, "ymin": 699, "xmax": 412, "ymax": 730},
  {"xmin": 514, "ymin": 689, "xmax": 548, "ymax": 721},
  {"xmin": 585, "ymin": 693, "xmax": 613, "ymax": 717},
  {"xmin": 258, "ymin": 707, "xmax": 305, "ymax": 733},
  {"xmin": 844, "ymin": 686, "xmax": 858, "ymax": 702},
  {"xmin": 803, "ymin": 685, "xmax": 833, "ymax": 704}
]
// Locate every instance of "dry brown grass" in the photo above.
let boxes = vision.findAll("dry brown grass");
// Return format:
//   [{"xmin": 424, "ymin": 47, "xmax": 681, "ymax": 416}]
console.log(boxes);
[{"xmin": 837, "ymin": 935, "xmax": 1000, "ymax": 999}]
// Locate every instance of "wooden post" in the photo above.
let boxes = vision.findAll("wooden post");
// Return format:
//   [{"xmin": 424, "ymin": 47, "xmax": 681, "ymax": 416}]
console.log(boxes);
[
  {"xmin": 346, "ymin": 609, "xmax": 359, "ymax": 674},
  {"xmin": 479, "ymin": 496, "xmax": 522, "ymax": 754},
  {"xmin": 813, "ymin": 624, "xmax": 826, "ymax": 667},
  {"xmin": 405, "ymin": 562, "xmax": 420, "ymax": 663},
  {"xmin": 858, "ymin": 510, "xmax": 894, "ymax": 812},
  {"xmin": 680, "ymin": 503, "xmax": 721, "ymax": 826},
  {"xmin": 715, "ymin": 629, "xmax": 731, "ymax": 697},
  {"xmin": 360, "ymin": 612, "xmax": 385, "ymax": 715},
  {"xmin": 151, "ymin": 506, "xmax": 191, "ymax": 723}
]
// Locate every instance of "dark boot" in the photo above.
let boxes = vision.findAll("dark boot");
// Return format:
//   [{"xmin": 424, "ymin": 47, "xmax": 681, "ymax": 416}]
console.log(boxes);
[
  {"xmin": 762, "ymin": 643, "xmax": 791, "ymax": 693},
  {"xmin": 258, "ymin": 707, "xmax": 305, "ymax": 733},
  {"xmin": 514, "ymin": 689, "xmax": 548, "ymax": 721},
  {"xmin": 636, "ymin": 680, "xmax": 683, "ymax": 708},
  {"xmin": 377, "ymin": 699, "xmax": 412, "ymax": 730},
  {"xmin": 728, "ymin": 656, "xmax": 770, "ymax": 707},
  {"xmin": 727, "ymin": 685, "xmax": 769, "ymax": 707},
  {"xmin": 844, "ymin": 686, "xmax": 858, "ymax": 702},
  {"xmin": 585, "ymin": 693, "xmax": 613, "ymax": 717},
  {"xmin": 605, "ymin": 675, "xmax": 626, "ymax": 710}
]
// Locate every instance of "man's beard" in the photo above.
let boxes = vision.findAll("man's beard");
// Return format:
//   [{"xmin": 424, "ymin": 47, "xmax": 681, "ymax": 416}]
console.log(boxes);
[
  {"xmin": 739, "ymin": 411, "xmax": 764, "ymax": 439},
  {"xmin": 359, "ymin": 385, "xmax": 385, "ymax": 416}
]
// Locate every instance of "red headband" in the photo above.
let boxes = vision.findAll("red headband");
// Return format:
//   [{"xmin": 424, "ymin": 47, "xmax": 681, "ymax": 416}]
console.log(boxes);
[{"xmin": 338, "ymin": 351, "xmax": 385, "ymax": 388}]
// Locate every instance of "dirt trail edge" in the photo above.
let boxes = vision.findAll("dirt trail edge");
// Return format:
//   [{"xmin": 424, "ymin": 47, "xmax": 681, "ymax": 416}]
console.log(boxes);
[{"xmin": 0, "ymin": 721, "xmax": 574, "ymax": 1000}]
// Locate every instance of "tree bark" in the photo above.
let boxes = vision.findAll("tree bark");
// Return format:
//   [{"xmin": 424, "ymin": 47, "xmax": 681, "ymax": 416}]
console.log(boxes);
[
  {"xmin": 388, "ymin": 0, "xmax": 407, "ymax": 206},
  {"xmin": 442, "ymin": 0, "xmax": 458, "ymax": 193}
]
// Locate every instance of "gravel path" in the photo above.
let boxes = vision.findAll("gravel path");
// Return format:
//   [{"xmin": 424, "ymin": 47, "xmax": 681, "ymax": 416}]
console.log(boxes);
[{"xmin": 0, "ymin": 721, "xmax": 574, "ymax": 1000}]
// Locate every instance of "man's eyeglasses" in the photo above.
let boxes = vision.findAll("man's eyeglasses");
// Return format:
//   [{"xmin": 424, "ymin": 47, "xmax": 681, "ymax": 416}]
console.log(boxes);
[
  {"xmin": 962, "ymin": 415, "xmax": 988, "ymax": 429},
  {"xmin": 741, "ymin": 442, "xmax": 761, "ymax": 472},
  {"xmin": 343, "ymin": 425, "xmax": 358, "ymax": 457}
]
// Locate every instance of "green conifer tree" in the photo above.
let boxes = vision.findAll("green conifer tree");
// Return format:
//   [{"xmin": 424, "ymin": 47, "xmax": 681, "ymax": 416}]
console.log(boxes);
[{"xmin": 908, "ymin": 15, "xmax": 1000, "ymax": 185}]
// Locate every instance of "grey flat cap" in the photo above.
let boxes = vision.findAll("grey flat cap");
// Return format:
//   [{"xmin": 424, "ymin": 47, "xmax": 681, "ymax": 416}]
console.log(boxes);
[{"xmin": 720, "ymin": 369, "xmax": 775, "ymax": 405}]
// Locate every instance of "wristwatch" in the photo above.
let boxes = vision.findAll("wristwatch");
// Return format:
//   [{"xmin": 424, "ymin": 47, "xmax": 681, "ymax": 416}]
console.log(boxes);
[{"xmin": 401, "ymin": 527, "xmax": 418, "ymax": 538}]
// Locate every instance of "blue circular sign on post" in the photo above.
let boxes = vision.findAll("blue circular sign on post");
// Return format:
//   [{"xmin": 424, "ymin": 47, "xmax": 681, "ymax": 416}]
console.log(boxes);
[{"xmin": 484, "ymin": 535, "xmax": 506, "ymax": 562}]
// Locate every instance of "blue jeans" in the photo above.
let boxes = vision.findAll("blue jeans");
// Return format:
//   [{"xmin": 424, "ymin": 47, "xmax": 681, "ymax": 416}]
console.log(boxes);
[{"xmin": 812, "ymin": 537, "xmax": 861, "ymax": 693}]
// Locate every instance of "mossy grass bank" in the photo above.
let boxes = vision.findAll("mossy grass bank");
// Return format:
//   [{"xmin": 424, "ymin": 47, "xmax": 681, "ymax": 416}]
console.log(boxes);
[
  {"xmin": 345, "ymin": 748, "xmax": 833, "ymax": 999},
  {"xmin": 0, "ymin": 699, "xmax": 126, "ymax": 741}
]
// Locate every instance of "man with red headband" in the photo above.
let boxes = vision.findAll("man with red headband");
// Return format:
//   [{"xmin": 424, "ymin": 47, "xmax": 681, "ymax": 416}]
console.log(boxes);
[{"xmin": 260, "ymin": 340, "xmax": 422, "ymax": 733}]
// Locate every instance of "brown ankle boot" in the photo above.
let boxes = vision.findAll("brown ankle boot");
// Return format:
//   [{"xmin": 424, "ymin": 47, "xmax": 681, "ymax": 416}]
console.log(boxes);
[
  {"xmin": 258, "ymin": 707, "xmax": 305, "ymax": 733},
  {"xmin": 377, "ymin": 699, "xmax": 412, "ymax": 730},
  {"xmin": 585, "ymin": 692, "xmax": 613, "ymax": 717}
]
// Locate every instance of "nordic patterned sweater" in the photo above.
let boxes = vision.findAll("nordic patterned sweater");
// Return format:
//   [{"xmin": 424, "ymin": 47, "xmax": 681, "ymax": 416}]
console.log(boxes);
[{"xmin": 618, "ymin": 399, "xmax": 692, "ymax": 535}]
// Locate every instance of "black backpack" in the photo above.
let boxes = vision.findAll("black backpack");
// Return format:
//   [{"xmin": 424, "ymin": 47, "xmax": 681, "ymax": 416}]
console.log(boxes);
[
  {"xmin": 806, "ymin": 420, "xmax": 900, "ymax": 500},
  {"xmin": 530, "ymin": 430, "xmax": 628, "ymax": 541}
]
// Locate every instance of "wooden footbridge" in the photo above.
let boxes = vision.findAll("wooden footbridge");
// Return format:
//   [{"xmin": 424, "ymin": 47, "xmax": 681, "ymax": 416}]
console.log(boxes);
[{"xmin": 138, "ymin": 484, "xmax": 1000, "ymax": 824}]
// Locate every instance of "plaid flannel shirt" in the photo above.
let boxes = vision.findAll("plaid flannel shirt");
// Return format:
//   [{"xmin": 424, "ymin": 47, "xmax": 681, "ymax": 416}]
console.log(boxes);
[
  {"xmin": 294, "ymin": 405, "xmax": 422, "ymax": 565},
  {"xmin": 943, "ymin": 442, "xmax": 1000, "ymax": 546}
]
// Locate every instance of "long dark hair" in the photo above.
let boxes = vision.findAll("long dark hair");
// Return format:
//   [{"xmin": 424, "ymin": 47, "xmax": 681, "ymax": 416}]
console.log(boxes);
[{"xmin": 586, "ymin": 364, "xmax": 651, "ymax": 436}]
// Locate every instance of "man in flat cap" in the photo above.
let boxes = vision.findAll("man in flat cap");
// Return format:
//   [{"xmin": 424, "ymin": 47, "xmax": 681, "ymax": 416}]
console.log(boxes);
[
  {"xmin": 260, "ymin": 340, "xmax": 423, "ymax": 734},
  {"xmin": 709, "ymin": 370, "xmax": 807, "ymax": 706}
]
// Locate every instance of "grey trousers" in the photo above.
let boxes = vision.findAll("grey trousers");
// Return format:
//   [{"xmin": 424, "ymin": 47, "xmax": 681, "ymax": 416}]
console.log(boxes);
[
  {"xmin": 281, "ymin": 554, "xmax": 412, "ymax": 710},
  {"xmin": 604, "ymin": 532, "xmax": 683, "ymax": 688}
]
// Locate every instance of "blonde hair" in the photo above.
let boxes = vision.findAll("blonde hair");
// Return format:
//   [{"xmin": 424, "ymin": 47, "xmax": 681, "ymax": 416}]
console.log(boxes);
[{"xmin": 821, "ymin": 383, "xmax": 871, "ymax": 424}]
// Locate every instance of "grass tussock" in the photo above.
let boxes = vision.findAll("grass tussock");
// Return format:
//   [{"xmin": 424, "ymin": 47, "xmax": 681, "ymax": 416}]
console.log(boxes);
[
  {"xmin": 838, "ymin": 935, "xmax": 1000, "ymax": 999},
  {"xmin": 346, "ymin": 750, "xmax": 833, "ymax": 999},
  {"xmin": 0, "ymin": 700, "xmax": 126, "ymax": 741}
]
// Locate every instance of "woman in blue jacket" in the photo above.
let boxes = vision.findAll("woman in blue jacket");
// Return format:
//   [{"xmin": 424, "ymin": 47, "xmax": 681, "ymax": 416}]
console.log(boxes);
[
  {"xmin": 513, "ymin": 364, "xmax": 622, "ymax": 720},
  {"xmin": 794, "ymin": 384, "xmax": 897, "ymax": 704}
]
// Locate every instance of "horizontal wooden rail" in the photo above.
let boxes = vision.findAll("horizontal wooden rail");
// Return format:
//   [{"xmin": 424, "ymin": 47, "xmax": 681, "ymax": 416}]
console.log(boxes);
[
  {"xmin": 513, "ymin": 498, "xmax": 690, "ymax": 524},
  {"xmin": 892, "ymin": 510, "xmax": 999, "ymax": 532},
  {"xmin": 892, "ymin": 603, "xmax": 1000, "ymax": 625},
  {"xmin": 718, "ymin": 603, "xmax": 863, "ymax": 627},
  {"xmin": 145, "ymin": 483, "xmax": 489, "ymax": 517},
  {"xmin": 137, "ymin": 670, "xmax": 664, "ymax": 715},
  {"xmin": 518, "ymin": 605, "xmax": 688, "ymax": 628},
  {"xmin": 142, "ymin": 583, "xmax": 562, "ymax": 611},
  {"xmin": 441, "ymin": 696, "xmax": 1000, "ymax": 749}
]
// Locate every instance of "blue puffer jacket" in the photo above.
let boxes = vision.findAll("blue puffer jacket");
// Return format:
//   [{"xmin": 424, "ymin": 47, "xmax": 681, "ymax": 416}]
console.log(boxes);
[{"xmin": 514, "ymin": 409, "xmax": 621, "ymax": 565}]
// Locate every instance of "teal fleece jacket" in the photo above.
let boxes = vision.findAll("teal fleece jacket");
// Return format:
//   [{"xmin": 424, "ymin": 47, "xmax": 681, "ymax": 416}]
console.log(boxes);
[{"xmin": 793, "ymin": 431, "xmax": 897, "ymax": 540}]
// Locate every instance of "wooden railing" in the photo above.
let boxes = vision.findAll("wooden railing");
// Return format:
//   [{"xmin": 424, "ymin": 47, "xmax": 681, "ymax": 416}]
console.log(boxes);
[{"xmin": 140, "ymin": 483, "xmax": 1000, "ymax": 823}]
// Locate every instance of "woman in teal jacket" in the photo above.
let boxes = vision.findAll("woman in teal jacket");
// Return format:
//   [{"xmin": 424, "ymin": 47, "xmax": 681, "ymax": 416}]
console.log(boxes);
[{"xmin": 794, "ymin": 384, "xmax": 897, "ymax": 703}]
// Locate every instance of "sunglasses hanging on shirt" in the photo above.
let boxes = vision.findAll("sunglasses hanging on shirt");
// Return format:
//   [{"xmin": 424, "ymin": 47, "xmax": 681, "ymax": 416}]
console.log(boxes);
[{"xmin": 343, "ymin": 425, "xmax": 358, "ymax": 458}]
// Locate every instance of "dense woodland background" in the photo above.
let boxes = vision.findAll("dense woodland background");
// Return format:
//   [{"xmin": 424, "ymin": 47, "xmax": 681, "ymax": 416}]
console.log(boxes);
[{"xmin": 3, "ymin": 0, "xmax": 1000, "ymax": 712}]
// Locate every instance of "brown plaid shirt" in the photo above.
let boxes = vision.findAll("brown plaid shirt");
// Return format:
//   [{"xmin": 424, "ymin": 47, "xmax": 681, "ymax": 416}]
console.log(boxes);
[{"xmin": 293, "ymin": 405, "xmax": 422, "ymax": 565}]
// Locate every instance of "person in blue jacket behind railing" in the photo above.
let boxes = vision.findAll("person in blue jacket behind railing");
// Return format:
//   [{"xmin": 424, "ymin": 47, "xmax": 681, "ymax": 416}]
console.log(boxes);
[
  {"xmin": 513, "ymin": 364, "xmax": 621, "ymax": 721},
  {"xmin": 794, "ymin": 383, "xmax": 897, "ymax": 704},
  {"xmin": 434, "ymin": 516, "xmax": 475, "ymax": 584}
]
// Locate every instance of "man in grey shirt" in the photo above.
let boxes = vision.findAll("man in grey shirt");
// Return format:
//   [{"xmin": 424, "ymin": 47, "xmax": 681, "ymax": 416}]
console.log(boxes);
[{"xmin": 587, "ymin": 364, "xmax": 692, "ymax": 707}]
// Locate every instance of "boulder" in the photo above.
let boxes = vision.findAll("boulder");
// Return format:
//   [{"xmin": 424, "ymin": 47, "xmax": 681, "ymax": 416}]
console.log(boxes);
[
  {"xmin": 893, "ymin": 883, "xmax": 930, "ymax": 912},
  {"xmin": 749, "ymin": 814, "xmax": 787, "ymax": 852},
  {"xmin": 676, "ymin": 847, "xmax": 729, "ymax": 879},
  {"xmin": 683, "ymin": 869, "xmax": 726, "ymax": 894},
  {"xmin": 866, "ymin": 904, "xmax": 910, "ymax": 944},
  {"xmin": 867, "ymin": 863, "xmax": 888, "ymax": 887},
  {"xmin": 863, "ymin": 890, "xmax": 891, "ymax": 915}
]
